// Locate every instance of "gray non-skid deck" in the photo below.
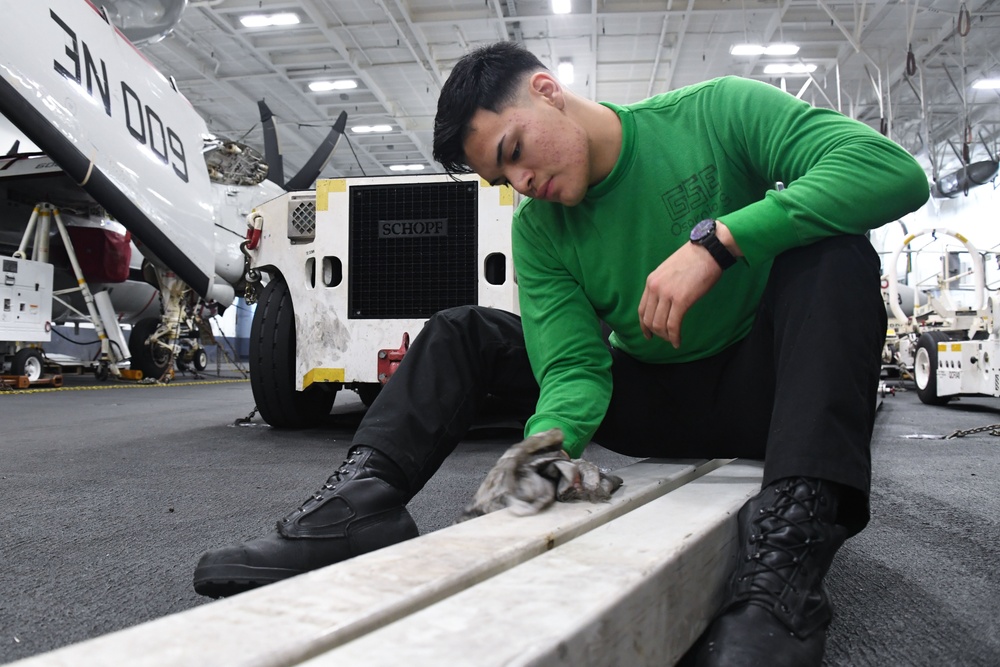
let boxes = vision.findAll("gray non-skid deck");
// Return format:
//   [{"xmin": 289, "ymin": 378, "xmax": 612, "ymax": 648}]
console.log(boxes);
[{"xmin": 1, "ymin": 371, "xmax": 998, "ymax": 666}]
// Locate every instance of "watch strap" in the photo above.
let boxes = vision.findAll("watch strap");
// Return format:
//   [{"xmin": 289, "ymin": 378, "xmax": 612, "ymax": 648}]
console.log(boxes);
[
  {"xmin": 691, "ymin": 220, "xmax": 737, "ymax": 270},
  {"xmin": 698, "ymin": 233, "xmax": 737, "ymax": 270}
]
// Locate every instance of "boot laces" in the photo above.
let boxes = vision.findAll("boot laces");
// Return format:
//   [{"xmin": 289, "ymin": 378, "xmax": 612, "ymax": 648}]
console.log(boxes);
[
  {"xmin": 740, "ymin": 479, "xmax": 827, "ymax": 612},
  {"xmin": 282, "ymin": 447, "xmax": 364, "ymax": 522}
]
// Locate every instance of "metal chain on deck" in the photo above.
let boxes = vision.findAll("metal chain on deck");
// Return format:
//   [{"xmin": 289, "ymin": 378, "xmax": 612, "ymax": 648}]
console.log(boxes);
[
  {"xmin": 943, "ymin": 423, "xmax": 1000, "ymax": 440},
  {"xmin": 234, "ymin": 405, "xmax": 259, "ymax": 426}
]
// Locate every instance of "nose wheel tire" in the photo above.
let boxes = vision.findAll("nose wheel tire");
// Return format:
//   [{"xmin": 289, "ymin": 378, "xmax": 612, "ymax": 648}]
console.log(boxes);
[
  {"xmin": 193, "ymin": 348, "xmax": 209, "ymax": 371},
  {"xmin": 129, "ymin": 317, "xmax": 172, "ymax": 379},
  {"xmin": 914, "ymin": 330, "xmax": 951, "ymax": 406}
]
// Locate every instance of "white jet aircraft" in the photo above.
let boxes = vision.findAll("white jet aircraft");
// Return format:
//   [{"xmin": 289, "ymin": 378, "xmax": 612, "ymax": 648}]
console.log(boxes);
[{"xmin": 0, "ymin": 0, "xmax": 345, "ymax": 380}]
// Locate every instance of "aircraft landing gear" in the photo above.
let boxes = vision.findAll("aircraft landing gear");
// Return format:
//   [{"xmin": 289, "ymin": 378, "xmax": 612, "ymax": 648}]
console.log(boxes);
[
  {"xmin": 129, "ymin": 317, "xmax": 173, "ymax": 380},
  {"xmin": 131, "ymin": 264, "xmax": 221, "ymax": 381},
  {"xmin": 94, "ymin": 361, "xmax": 111, "ymax": 382},
  {"xmin": 176, "ymin": 346, "xmax": 209, "ymax": 373}
]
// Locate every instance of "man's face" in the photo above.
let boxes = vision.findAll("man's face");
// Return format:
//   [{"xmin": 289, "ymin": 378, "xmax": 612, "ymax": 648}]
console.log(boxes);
[{"xmin": 462, "ymin": 73, "xmax": 591, "ymax": 207}]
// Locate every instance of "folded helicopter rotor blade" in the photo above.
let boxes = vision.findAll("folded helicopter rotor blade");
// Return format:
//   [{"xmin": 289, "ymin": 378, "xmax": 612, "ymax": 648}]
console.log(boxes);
[
  {"xmin": 284, "ymin": 111, "xmax": 347, "ymax": 191},
  {"xmin": 257, "ymin": 100, "xmax": 285, "ymax": 187}
]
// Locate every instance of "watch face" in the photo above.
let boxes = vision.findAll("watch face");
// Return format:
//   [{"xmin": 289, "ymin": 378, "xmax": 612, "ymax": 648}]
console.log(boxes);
[{"xmin": 690, "ymin": 218, "xmax": 715, "ymax": 242}]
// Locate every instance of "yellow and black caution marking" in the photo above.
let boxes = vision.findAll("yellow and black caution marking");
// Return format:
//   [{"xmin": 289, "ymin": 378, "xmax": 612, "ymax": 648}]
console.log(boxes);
[{"xmin": 0, "ymin": 378, "xmax": 248, "ymax": 395}]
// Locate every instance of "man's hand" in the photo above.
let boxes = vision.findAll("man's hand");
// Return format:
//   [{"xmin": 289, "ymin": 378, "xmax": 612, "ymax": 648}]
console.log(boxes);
[
  {"xmin": 638, "ymin": 242, "xmax": 721, "ymax": 348},
  {"xmin": 638, "ymin": 222, "xmax": 741, "ymax": 348}
]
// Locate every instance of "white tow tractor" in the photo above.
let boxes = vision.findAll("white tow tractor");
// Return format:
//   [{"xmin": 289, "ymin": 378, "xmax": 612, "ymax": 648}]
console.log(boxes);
[
  {"xmin": 884, "ymin": 227, "xmax": 1000, "ymax": 405},
  {"xmin": 243, "ymin": 174, "xmax": 518, "ymax": 427}
]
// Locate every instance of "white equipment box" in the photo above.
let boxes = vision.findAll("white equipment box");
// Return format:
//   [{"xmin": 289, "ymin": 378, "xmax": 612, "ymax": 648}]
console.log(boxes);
[{"xmin": 0, "ymin": 256, "xmax": 53, "ymax": 343}]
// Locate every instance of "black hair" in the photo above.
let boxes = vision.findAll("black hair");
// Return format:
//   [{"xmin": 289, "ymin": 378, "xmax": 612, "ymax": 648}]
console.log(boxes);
[{"xmin": 433, "ymin": 42, "xmax": 548, "ymax": 174}]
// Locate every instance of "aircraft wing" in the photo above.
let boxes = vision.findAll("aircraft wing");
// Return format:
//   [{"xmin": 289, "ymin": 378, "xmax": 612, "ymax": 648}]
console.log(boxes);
[{"xmin": 0, "ymin": 0, "xmax": 219, "ymax": 300}]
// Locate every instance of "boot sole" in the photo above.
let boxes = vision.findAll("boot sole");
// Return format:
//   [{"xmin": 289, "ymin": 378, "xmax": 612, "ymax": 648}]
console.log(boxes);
[{"xmin": 193, "ymin": 563, "xmax": 304, "ymax": 599}]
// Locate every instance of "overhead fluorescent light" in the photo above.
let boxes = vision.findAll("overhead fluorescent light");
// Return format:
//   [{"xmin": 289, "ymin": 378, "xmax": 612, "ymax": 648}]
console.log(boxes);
[
  {"xmin": 240, "ymin": 13, "xmax": 300, "ymax": 28},
  {"xmin": 557, "ymin": 60, "xmax": 575, "ymax": 85},
  {"xmin": 731, "ymin": 43, "xmax": 800, "ymax": 56},
  {"xmin": 973, "ymin": 78, "xmax": 1000, "ymax": 90},
  {"xmin": 764, "ymin": 63, "xmax": 817, "ymax": 75},
  {"xmin": 731, "ymin": 44, "xmax": 766, "ymax": 56},
  {"xmin": 765, "ymin": 43, "xmax": 800, "ymax": 56},
  {"xmin": 351, "ymin": 125, "xmax": 393, "ymax": 134},
  {"xmin": 552, "ymin": 0, "xmax": 571, "ymax": 15},
  {"xmin": 309, "ymin": 80, "xmax": 358, "ymax": 92},
  {"xmin": 389, "ymin": 164, "xmax": 425, "ymax": 172}
]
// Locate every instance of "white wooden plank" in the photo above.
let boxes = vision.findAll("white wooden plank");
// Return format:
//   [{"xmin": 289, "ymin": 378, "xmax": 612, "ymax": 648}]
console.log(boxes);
[
  {"xmin": 10, "ymin": 459, "xmax": 727, "ymax": 667},
  {"xmin": 301, "ymin": 461, "xmax": 765, "ymax": 667}
]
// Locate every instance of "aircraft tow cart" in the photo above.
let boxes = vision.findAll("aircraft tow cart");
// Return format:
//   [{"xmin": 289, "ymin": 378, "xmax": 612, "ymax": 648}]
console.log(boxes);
[
  {"xmin": 1, "ymin": 203, "xmax": 130, "ymax": 385},
  {"xmin": 884, "ymin": 227, "xmax": 1000, "ymax": 405}
]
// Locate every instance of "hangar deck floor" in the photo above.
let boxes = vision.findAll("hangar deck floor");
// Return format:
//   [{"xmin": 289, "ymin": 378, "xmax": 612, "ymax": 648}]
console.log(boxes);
[{"xmin": 1, "ymin": 369, "xmax": 998, "ymax": 666}]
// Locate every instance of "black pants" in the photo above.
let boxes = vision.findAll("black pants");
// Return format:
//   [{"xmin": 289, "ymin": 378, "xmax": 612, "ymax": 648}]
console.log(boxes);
[{"xmin": 354, "ymin": 235, "xmax": 886, "ymax": 532}]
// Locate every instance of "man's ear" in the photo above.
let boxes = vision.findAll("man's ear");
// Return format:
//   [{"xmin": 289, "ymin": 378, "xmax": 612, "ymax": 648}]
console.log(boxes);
[{"xmin": 529, "ymin": 71, "xmax": 564, "ymax": 109}]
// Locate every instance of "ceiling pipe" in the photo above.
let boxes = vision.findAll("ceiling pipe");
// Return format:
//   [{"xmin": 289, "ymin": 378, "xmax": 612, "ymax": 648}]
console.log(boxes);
[
  {"xmin": 647, "ymin": 14, "xmax": 670, "ymax": 99},
  {"xmin": 156, "ymin": 39, "xmax": 322, "ymax": 160},
  {"xmin": 378, "ymin": 0, "xmax": 443, "ymax": 89},
  {"xmin": 318, "ymin": 0, "xmax": 373, "ymax": 68},
  {"xmin": 836, "ymin": 0, "xmax": 996, "ymax": 165},
  {"xmin": 663, "ymin": 0, "xmax": 695, "ymax": 92},
  {"xmin": 488, "ymin": 0, "xmax": 510, "ymax": 42},
  {"xmin": 198, "ymin": 0, "xmax": 395, "ymax": 173},
  {"xmin": 296, "ymin": 0, "xmax": 436, "ymax": 169},
  {"xmin": 453, "ymin": 25, "xmax": 470, "ymax": 52},
  {"xmin": 801, "ymin": 65, "xmax": 837, "ymax": 108},
  {"xmin": 816, "ymin": 0, "xmax": 882, "ymax": 71},
  {"xmin": 590, "ymin": 0, "xmax": 598, "ymax": 101},
  {"xmin": 836, "ymin": 61, "xmax": 842, "ymax": 113},
  {"xmin": 506, "ymin": 0, "xmax": 525, "ymax": 44},
  {"xmin": 795, "ymin": 77, "xmax": 813, "ymax": 99},
  {"xmin": 737, "ymin": 0, "xmax": 793, "ymax": 82},
  {"xmin": 885, "ymin": 53, "xmax": 894, "ymax": 138}
]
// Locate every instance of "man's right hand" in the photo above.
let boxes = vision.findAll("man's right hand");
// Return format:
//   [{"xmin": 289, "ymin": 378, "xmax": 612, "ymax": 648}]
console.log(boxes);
[
  {"xmin": 638, "ymin": 221, "xmax": 742, "ymax": 348},
  {"xmin": 458, "ymin": 429, "xmax": 623, "ymax": 521}
]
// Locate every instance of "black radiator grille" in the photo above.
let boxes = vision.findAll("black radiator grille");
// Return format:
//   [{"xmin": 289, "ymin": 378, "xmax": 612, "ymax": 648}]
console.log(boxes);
[{"xmin": 348, "ymin": 181, "xmax": 479, "ymax": 319}]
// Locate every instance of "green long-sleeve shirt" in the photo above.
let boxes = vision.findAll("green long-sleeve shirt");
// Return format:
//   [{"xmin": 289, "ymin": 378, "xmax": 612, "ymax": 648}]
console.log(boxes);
[{"xmin": 512, "ymin": 76, "xmax": 929, "ymax": 457}]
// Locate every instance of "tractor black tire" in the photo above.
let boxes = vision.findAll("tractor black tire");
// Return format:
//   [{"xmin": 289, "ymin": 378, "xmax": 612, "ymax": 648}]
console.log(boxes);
[
  {"xmin": 129, "ymin": 317, "xmax": 171, "ymax": 380},
  {"xmin": 357, "ymin": 383, "xmax": 382, "ymax": 408},
  {"xmin": 914, "ymin": 330, "xmax": 952, "ymax": 406},
  {"xmin": 11, "ymin": 348, "xmax": 44, "ymax": 382},
  {"xmin": 250, "ymin": 277, "xmax": 336, "ymax": 428}
]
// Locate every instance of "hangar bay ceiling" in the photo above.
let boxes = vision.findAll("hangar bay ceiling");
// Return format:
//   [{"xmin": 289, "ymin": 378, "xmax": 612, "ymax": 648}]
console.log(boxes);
[{"xmin": 121, "ymin": 0, "xmax": 999, "ymax": 190}]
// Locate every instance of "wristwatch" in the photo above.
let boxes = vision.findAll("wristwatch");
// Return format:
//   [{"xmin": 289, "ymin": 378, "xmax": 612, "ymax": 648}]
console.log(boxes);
[{"xmin": 689, "ymin": 219, "xmax": 737, "ymax": 270}]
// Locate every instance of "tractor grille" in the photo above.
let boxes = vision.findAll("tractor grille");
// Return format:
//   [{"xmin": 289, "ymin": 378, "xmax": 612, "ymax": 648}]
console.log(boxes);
[
  {"xmin": 288, "ymin": 199, "xmax": 316, "ymax": 240},
  {"xmin": 349, "ymin": 181, "xmax": 478, "ymax": 319}
]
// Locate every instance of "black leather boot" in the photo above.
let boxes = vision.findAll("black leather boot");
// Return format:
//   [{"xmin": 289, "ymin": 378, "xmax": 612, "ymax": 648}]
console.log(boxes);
[
  {"xmin": 193, "ymin": 446, "xmax": 419, "ymax": 598},
  {"xmin": 691, "ymin": 477, "xmax": 850, "ymax": 667}
]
